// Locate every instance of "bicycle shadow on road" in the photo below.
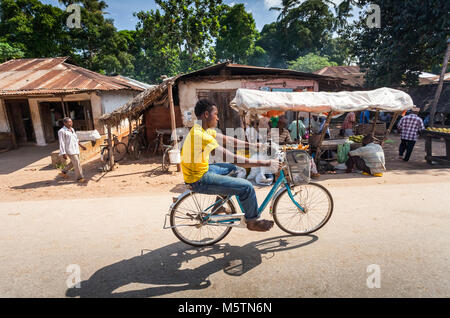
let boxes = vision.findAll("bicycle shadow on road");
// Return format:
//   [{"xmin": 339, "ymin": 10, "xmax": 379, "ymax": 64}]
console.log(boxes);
[{"xmin": 65, "ymin": 235, "xmax": 317, "ymax": 298}]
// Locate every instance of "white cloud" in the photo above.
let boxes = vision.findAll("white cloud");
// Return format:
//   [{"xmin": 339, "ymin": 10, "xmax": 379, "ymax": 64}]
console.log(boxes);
[
  {"xmin": 264, "ymin": 0, "xmax": 346, "ymax": 10},
  {"xmin": 264, "ymin": 0, "xmax": 282, "ymax": 9}
]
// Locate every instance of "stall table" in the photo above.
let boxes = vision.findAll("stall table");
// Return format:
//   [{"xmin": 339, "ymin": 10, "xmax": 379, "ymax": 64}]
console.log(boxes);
[
  {"xmin": 313, "ymin": 138, "xmax": 362, "ymax": 161},
  {"xmin": 421, "ymin": 130, "xmax": 450, "ymax": 165}
]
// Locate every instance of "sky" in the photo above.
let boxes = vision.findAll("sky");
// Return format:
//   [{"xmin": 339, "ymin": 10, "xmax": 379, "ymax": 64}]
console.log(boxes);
[{"xmin": 41, "ymin": 0, "xmax": 361, "ymax": 31}]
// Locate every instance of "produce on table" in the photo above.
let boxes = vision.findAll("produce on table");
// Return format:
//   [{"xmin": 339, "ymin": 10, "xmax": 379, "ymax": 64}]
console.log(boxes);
[
  {"xmin": 283, "ymin": 144, "xmax": 310, "ymax": 151},
  {"xmin": 348, "ymin": 135, "xmax": 365, "ymax": 143},
  {"xmin": 426, "ymin": 127, "xmax": 450, "ymax": 133}
]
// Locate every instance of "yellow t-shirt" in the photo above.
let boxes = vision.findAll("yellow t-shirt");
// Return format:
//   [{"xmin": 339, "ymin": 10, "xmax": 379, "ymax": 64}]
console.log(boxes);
[{"xmin": 181, "ymin": 124, "xmax": 219, "ymax": 183}]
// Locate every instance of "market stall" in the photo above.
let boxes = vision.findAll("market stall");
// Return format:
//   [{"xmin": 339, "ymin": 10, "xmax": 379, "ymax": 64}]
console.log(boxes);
[
  {"xmin": 230, "ymin": 87, "xmax": 415, "ymax": 165},
  {"xmin": 421, "ymin": 128, "xmax": 450, "ymax": 165}
]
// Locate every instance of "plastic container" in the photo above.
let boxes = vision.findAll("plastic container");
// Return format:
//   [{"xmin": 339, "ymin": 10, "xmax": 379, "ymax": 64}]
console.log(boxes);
[{"xmin": 168, "ymin": 149, "xmax": 181, "ymax": 164}]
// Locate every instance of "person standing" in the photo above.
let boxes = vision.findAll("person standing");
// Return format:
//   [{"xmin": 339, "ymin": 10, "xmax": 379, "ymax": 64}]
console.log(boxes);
[
  {"xmin": 288, "ymin": 117, "xmax": 306, "ymax": 141},
  {"xmin": 58, "ymin": 117, "xmax": 87, "ymax": 182},
  {"xmin": 397, "ymin": 107, "xmax": 425, "ymax": 162},
  {"xmin": 359, "ymin": 110, "xmax": 370, "ymax": 124},
  {"xmin": 342, "ymin": 112, "xmax": 356, "ymax": 136}
]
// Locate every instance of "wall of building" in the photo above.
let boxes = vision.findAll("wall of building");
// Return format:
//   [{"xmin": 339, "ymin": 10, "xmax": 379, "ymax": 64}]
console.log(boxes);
[
  {"xmin": 100, "ymin": 91, "xmax": 139, "ymax": 114},
  {"xmin": 0, "ymin": 99, "xmax": 10, "ymax": 132},
  {"xmin": 178, "ymin": 79, "xmax": 242, "ymax": 126},
  {"xmin": 177, "ymin": 78, "xmax": 318, "ymax": 126}
]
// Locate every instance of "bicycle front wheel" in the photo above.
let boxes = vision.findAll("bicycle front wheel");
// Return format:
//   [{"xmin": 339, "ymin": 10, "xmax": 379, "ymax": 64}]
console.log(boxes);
[
  {"xmin": 170, "ymin": 192, "xmax": 237, "ymax": 247},
  {"xmin": 272, "ymin": 183, "xmax": 333, "ymax": 235},
  {"xmin": 113, "ymin": 142, "xmax": 127, "ymax": 162},
  {"xmin": 161, "ymin": 147, "xmax": 171, "ymax": 172},
  {"xmin": 100, "ymin": 147, "xmax": 110, "ymax": 172},
  {"xmin": 128, "ymin": 138, "xmax": 141, "ymax": 160}
]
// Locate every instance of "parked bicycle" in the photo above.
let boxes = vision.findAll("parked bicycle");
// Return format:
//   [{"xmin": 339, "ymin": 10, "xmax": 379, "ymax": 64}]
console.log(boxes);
[
  {"xmin": 154, "ymin": 128, "xmax": 187, "ymax": 172},
  {"xmin": 100, "ymin": 134, "xmax": 127, "ymax": 171},
  {"xmin": 127, "ymin": 125, "xmax": 149, "ymax": 160},
  {"xmin": 164, "ymin": 144, "xmax": 334, "ymax": 247}
]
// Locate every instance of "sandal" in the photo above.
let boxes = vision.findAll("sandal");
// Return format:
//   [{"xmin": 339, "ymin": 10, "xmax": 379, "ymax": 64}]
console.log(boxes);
[{"xmin": 246, "ymin": 219, "xmax": 274, "ymax": 232}]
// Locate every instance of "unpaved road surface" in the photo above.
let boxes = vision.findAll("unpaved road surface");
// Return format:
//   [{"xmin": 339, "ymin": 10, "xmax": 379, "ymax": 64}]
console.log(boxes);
[{"xmin": 1, "ymin": 179, "xmax": 449, "ymax": 298}]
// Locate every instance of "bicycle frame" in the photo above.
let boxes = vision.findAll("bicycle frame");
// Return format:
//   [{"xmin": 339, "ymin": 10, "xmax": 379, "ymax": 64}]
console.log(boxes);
[{"xmin": 195, "ymin": 169, "xmax": 305, "ymax": 227}]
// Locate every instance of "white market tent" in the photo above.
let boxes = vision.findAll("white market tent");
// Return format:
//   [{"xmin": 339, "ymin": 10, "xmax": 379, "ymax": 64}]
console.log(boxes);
[{"xmin": 230, "ymin": 87, "xmax": 415, "ymax": 114}]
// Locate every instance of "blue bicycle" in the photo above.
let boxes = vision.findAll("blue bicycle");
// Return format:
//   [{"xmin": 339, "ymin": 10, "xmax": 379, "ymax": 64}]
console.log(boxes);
[{"xmin": 164, "ymin": 149, "xmax": 333, "ymax": 247}]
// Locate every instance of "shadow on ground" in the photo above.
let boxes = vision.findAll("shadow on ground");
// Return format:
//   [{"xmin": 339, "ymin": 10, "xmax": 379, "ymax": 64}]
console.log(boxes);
[
  {"xmin": 0, "ymin": 143, "xmax": 58, "ymax": 175},
  {"xmin": 65, "ymin": 235, "xmax": 317, "ymax": 298}
]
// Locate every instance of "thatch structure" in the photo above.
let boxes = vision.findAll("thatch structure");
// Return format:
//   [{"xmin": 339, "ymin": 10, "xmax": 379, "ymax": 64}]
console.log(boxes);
[{"xmin": 99, "ymin": 79, "xmax": 174, "ymax": 127}]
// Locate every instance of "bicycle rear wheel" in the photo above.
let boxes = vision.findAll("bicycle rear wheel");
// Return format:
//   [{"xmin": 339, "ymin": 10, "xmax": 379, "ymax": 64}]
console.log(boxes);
[
  {"xmin": 113, "ymin": 142, "xmax": 127, "ymax": 162},
  {"xmin": 170, "ymin": 192, "xmax": 237, "ymax": 247},
  {"xmin": 272, "ymin": 182, "xmax": 333, "ymax": 235}
]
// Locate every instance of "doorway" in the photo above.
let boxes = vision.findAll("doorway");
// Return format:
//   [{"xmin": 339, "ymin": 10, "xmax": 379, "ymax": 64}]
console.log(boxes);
[
  {"xmin": 39, "ymin": 100, "xmax": 94, "ymax": 144},
  {"xmin": 196, "ymin": 90, "xmax": 240, "ymax": 130},
  {"xmin": 4, "ymin": 99, "xmax": 36, "ymax": 144}
]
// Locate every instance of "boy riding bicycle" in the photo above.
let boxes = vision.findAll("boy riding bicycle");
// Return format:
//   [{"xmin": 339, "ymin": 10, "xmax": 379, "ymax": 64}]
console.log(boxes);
[{"xmin": 180, "ymin": 99, "xmax": 280, "ymax": 232}]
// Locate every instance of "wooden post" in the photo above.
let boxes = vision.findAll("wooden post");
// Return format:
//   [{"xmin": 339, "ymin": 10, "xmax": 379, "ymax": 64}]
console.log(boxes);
[
  {"xmin": 107, "ymin": 125, "xmax": 115, "ymax": 171},
  {"xmin": 168, "ymin": 82, "xmax": 180, "ymax": 172},
  {"xmin": 371, "ymin": 110, "xmax": 380, "ymax": 138},
  {"xmin": 430, "ymin": 38, "xmax": 450, "ymax": 127},
  {"xmin": 315, "ymin": 112, "xmax": 333, "ymax": 165},
  {"xmin": 60, "ymin": 96, "xmax": 67, "ymax": 118},
  {"xmin": 128, "ymin": 116, "xmax": 132, "ymax": 137},
  {"xmin": 296, "ymin": 111, "xmax": 299, "ymax": 141},
  {"xmin": 381, "ymin": 112, "xmax": 400, "ymax": 146},
  {"xmin": 3, "ymin": 100, "xmax": 18, "ymax": 149}
]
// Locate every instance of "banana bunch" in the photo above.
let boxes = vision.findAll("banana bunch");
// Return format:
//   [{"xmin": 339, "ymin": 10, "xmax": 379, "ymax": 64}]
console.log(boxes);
[
  {"xmin": 349, "ymin": 135, "xmax": 365, "ymax": 143},
  {"xmin": 427, "ymin": 127, "xmax": 450, "ymax": 134}
]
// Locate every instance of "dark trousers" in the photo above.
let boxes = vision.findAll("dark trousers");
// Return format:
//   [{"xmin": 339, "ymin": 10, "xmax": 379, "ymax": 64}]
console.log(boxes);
[
  {"xmin": 345, "ymin": 155, "xmax": 371, "ymax": 174},
  {"xmin": 399, "ymin": 139, "xmax": 416, "ymax": 161}
]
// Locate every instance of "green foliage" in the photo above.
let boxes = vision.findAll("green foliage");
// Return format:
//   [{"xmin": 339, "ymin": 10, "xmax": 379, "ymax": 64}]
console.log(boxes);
[
  {"xmin": 134, "ymin": 0, "xmax": 225, "ymax": 83},
  {"xmin": 255, "ymin": 0, "xmax": 354, "ymax": 68},
  {"xmin": 0, "ymin": 42, "xmax": 25, "ymax": 62},
  {"xmin": 0, "ymin": 0, "xmax": 72, "ymax": 58},
  {"xmin": 58, "ymin": 0, "xmax": 134, "ymax": 75},
  {"xmin": 287, "ymin": 53, "xmax": 337, "ymax": 73},
  {"xmin": 349, "ymin": 0, "xmax": 450, "ymax": 87},
  {"xmin": 215, "ymin": 4, "xmax": 262, "ymax": 64}
]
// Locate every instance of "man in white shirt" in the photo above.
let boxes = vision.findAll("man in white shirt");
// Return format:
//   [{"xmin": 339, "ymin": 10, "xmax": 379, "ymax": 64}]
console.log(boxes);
[
  {"xmin": 58, "ymin": 117, "xmax": 87, "ymax": 182},
  {"xmin": 345, "ymin": 135, "xmax": 386, "ymax": 177}
]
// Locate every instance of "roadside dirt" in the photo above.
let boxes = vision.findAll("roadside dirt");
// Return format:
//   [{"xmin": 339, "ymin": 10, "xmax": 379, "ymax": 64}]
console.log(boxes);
[{"xmin": 0, "ymin": 134, "xmax": 449, "ymax": 203}]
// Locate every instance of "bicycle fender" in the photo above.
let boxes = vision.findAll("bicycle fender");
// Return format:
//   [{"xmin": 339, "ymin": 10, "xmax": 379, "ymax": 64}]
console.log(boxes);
[
  {"xmin": 269, "ymin": 185, "xmax": 286, "ymax": 215},
  {"xmin": 169, "ymin": 190, "xmax": 192, "ymax": 210}
]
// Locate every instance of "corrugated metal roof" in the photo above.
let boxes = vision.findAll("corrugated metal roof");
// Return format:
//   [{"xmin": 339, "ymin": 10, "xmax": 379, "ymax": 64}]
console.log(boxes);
[
  {"xmin": 314, "ymin": 65, "xmax": 365, "ymax": 87},
  {"xmin": 0, "ymin": 57, "xmax": 146, "ymax": 96}
]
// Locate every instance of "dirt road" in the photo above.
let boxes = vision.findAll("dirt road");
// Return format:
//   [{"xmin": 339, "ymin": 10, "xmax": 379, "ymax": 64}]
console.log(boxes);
[
  {"xmin": 0, "ymin": 179, "xmax": 449, "ymax": 298},
  {"xmin": 0, "ymin": 135, "xmax": 449, "ymax": 297}
]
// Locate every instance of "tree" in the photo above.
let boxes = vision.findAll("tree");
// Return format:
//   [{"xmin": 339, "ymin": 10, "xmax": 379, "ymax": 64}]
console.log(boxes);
[
  {"xmin": 134, "ymin": 0, "xmax": 226, "ymax": 82},
  {"xmin": 0, "ymin": 42, "xmax": 25, "ymax": 62},
  {"xmin": 215, "ymin": 4, "xmax": 262, "ymax": 64},
  {"xmin": 349, "ymin": 0, "xmax": 450, "ymax": 87},
  {"xmin": 59, "ymin": 0, "xmax": 134, "ymax": 75},
  {"xmin": 288, "ymin": 53, "xmax": 337, "ymax": 72},
  {"xmin": 256, "ymin": 0, "xmax": 345, "ymax": 68},
  {"xmin": 0, "ymin": 0, "xmax": 72, "ymax": 58}
]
